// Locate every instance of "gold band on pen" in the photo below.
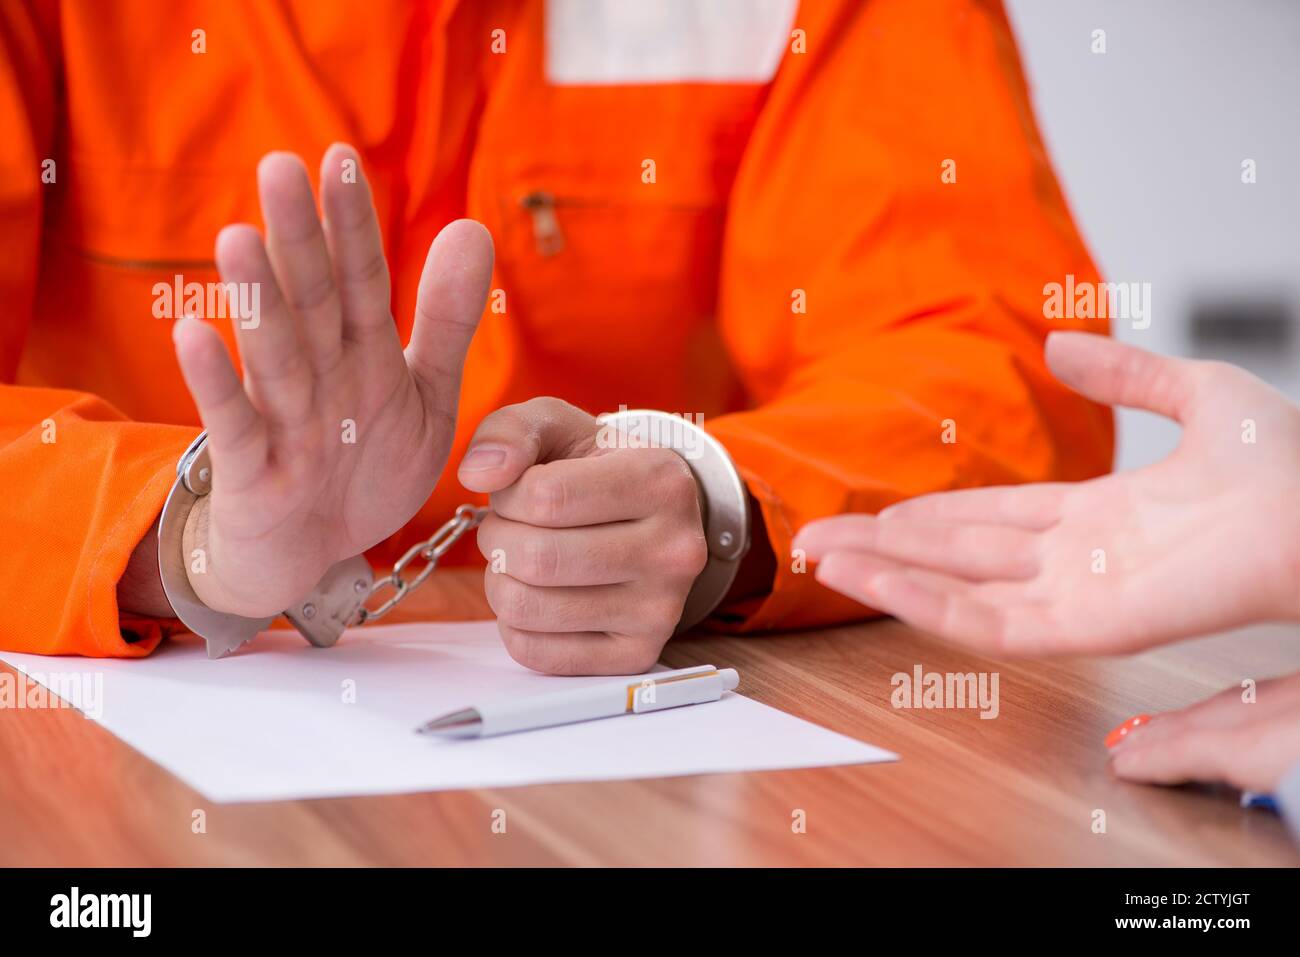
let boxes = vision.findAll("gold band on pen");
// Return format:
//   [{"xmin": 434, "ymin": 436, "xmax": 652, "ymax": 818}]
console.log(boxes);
[{"xmin": 625, "ymin": 670, "xmax": 720, "ymax": 711}]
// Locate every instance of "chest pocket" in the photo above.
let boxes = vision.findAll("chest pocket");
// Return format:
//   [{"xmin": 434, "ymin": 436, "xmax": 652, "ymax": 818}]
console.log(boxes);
[{"xmin": 467, "ymin": 0, "xmax": 793, "ymax": 409}]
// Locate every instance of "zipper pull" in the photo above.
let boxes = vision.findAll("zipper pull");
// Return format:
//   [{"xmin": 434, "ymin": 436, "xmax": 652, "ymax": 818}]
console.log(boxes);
[{"xmin": 521, "ymin": 191, "xmax": 564, "ymax": 257}]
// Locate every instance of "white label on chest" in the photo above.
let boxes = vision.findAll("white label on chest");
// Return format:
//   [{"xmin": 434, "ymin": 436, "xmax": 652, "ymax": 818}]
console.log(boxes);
[{"xmin": 545, "ymin": 0, "xmax": 798, "ymax": 85}]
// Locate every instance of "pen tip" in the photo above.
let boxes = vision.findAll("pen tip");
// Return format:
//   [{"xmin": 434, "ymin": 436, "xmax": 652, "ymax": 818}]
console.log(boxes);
[{"xmin": 413, "ymin": 707, "xmax": 483, "ymax": 739}]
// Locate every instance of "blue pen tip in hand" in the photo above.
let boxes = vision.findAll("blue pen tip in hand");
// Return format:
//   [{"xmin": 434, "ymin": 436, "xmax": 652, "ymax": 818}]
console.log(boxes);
[{"xmin": 1240, "ymin": 790, "xmax": 1279, "ymax": 812}]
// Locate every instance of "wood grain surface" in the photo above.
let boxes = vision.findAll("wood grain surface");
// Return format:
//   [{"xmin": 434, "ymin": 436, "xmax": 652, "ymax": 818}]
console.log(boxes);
[{"xmin": 2, "ymin": 569, "xmax": 1297, "ymax": 866}]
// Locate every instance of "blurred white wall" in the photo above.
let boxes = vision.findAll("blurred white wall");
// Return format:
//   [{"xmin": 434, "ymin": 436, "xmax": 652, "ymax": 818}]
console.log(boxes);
[{"xmin": 1005, "ymin": 0, "xmax": 1300, "ymax": 468}]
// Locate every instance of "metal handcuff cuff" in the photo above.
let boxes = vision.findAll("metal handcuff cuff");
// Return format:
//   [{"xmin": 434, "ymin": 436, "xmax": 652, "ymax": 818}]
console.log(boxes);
[{"xmin": 158, "ymin": 409, "xmax": 750, "ymax": 658}]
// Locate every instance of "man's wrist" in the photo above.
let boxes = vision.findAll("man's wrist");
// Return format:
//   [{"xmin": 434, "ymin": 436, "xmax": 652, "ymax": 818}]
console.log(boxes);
[
  {"xmin": 722, "ymin": 494, "xmax": 776, "ymax": 605},
  {"xmin": 180, "ymin": 494, "xmax": 222, "ymax": 610},
  {"xmin": 597, "ymin": 408, "xmax": 750, "ymax": 631},
  {"xmin": 179, "ymin": 494, "xmax": 306, "ymax": 618},
  {"xmin": 117, "ymin": 514, "xmax": 175, "ymax": 618},
  {"xmin": 156, "ymin": 431, "xmax": 285, "ymax": 656}
]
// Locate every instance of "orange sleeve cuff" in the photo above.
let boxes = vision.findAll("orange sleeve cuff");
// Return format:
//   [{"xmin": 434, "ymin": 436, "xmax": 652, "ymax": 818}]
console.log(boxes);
[
  {"xmin": 116, "ymin": 616, "xmax": 170, "ymax": 656},
  {"xmin": 0, "ymin": 387, "xmax": 197, "ymax": 657},
  {"xmin": 702, "ymin": 446, "xmax": 883, "ymax": 635}
]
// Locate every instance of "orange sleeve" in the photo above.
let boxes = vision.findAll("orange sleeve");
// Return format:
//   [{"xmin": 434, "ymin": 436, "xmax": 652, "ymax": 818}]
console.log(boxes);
[
  {"xmin": 0, "ymin": 3, "xmax": 195, "ymax": 657},
  {"xmin": 706, "ymin": 0, "xmax": 1114, "ymax": 632}
]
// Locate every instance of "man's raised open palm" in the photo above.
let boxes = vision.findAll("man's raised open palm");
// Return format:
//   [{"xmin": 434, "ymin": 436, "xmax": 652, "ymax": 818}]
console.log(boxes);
[{"xmin": 171, "ymin": 145, "xmax": 493, "ymax": 617}]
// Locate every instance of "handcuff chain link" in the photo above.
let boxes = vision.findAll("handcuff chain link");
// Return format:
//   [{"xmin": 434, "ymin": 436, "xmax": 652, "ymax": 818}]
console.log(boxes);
[{"xmin": 353, "ymin": 504, "xmax": 488, "ymax": 625}]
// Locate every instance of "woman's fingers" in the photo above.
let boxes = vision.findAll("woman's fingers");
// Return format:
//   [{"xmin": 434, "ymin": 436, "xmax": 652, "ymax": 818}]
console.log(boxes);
[
  {"xmin": 796, "ymin": 514, "xmax": 1040, "ymax": 581},
  {"xmin": 1046, "ymin": 331, "xmax": 1197, "ymax": 422},
  {"xmin": 1109, "ymin": 724, "xmax": 1239, "ymax": 787},
  {"xmin": 172, "ymin": 316, "xmax": 267, "ymax": 490},
  {"xmin": 879, "ymin": 483, "xmax": 1068, "ymax": 529},
  {"xmin": 1110, "ymin": 710, "xmax": 1299, "ymax": 792},
  {"xmin": 1109, "ymin": 675, "xmax": 1300, "ymax": 792},
  {"xmin": 258, "ymin": 152, "xmax": 344, "ymax": 376},
  {"xmin": 318, "ymin": 143, "xmax": 397, "ymax": 345},
  {"xmin": 214, "ymin": 224, "xmax": 315, "ymax": 430},
  {"xmin": 813, "ymin": 551, "xmax": 1054, "ymax": 655},
  {"xmin": 1118, "ymin": 676, "xmax": 1300, "ymax": 748}
]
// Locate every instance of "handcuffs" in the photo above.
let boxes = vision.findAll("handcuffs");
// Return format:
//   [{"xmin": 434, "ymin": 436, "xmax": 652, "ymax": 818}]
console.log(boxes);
[{"xmin": 158, "ymin": 409, "xmax": 750, "ymax": 658}]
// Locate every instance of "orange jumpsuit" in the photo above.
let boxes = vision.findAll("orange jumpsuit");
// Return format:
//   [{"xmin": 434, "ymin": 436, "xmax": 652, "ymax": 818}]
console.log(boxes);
[{"xmin": 0, "ymin": 0, "xmax": 1112, "ymax": 656}]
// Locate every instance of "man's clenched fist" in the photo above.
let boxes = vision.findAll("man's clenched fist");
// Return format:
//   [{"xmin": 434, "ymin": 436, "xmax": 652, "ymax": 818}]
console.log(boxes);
[{"xmin": 459, "ymin": 398, "xmax": 708, "ymax": 675}]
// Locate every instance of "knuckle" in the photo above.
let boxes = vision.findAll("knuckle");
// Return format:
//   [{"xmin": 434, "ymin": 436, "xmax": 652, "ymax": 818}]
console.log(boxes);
[
  {"xmin": 501, "ymin": 627, "xmax": 575, "ymax": 676},
  {"xmin": 251, "ymin": 346, "xmax": 310, "ymax": 384},
  {"xmin": 1192, "ymin": 359, "xmax": 1244, "ymax": 395},
  {"xmin": 521, "ymin": 469, "xmax": 567, "ymax": 523},
  {"xmin": 648, "ymin": 595, "xmax": 685, "ymax": 635},
  {"xmin": 520, "ymin": 532, "xmax": 561, "ymax": 583},
  {"xmin": 349, "ymin": 249, "xmax": 389, "ymax": 286},
  {"xmin": 658, "ymin": 528, "xmax": 708, "ymax": 578},
  {"xmin": 498, "ymin": 625, "xmax": 543, "ymax": 672},
  {"xmin": 474, "ymin": 514, "xmax": 498, "ymax": 561},
  {"xmin": 504, "ymin": 581, "xmax": 534, "ymax": 626},
  {"xmin": 623, "ymin": 642, "xmax": 664, "ymax": 675},
  {"xmin": 482, "ymin": 563, "xmax": 504, "ymax": 603},
  {"xmin": 650, "ymin": 450, "xmax": 693, "ymax": 493},
  {"xmin": 685, "ymin": 533, "xmax": 709, "ymax": 576},
  {"xmin": 490, "ymin": 576, "xmax": 533, "ymax": 627},
  {"xmin": 522, "ymin": 396, "xmax": 572, "ymax": 420},
  {"xmin": 288, "ymin": 270, "xmax": 338, "ymax": 315},
  {"xmin": 655, "ymin": 455, "xmax": 703, "ymax": 518},
  {"xmin": 550, "ymin": 593, "xmax": 589, "ymax": 631},
  {"xmin": 1196, "ymin": 359, "xmax": 1234, "ymax": 381}
]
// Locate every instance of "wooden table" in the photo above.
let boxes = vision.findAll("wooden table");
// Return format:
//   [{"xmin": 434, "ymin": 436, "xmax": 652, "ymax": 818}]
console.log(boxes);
[{"xmin": 2, "ymin": 569, "xmax": 1297, "ymax": 866}]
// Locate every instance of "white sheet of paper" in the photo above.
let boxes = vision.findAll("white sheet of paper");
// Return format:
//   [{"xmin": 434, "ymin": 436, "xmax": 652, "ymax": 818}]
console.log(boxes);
[{"xmin": 0, "ymin": 621, "xmax": 894, "ymax": 803}]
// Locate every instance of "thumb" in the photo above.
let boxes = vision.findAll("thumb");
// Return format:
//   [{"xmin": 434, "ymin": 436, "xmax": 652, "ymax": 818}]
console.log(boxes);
[
  {"xmin": 1045, "ymin": 331, "xmax": 1196, "ymax": 422},
  {"xmin": 405, "ymin": 218, "xmax": 495, "ymax": 410},
  {"xmin": 458, "ymin": 397, "xmax": 599, "ymax": 493},
  {"xmin": 1109, "ymin": 721, "xmax": 1241, "ymax": 788}
]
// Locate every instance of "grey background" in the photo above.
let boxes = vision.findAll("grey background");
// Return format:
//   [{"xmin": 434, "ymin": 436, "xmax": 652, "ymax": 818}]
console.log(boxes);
[{"xmin": 1006, "ymin": 0, "xmax": 1300, "ymax": 468}]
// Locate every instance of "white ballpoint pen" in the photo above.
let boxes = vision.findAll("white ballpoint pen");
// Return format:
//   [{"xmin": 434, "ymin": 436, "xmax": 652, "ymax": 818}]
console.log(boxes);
[{"xmin": 415, "ymin": 664, "xmax": 741, "ymax": 738}]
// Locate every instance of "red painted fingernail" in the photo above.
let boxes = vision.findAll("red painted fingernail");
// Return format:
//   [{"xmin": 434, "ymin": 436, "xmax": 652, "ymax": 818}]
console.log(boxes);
[{"xmin": 1105, "ymin": 714, "xmax": 1151, "ymax": 750}]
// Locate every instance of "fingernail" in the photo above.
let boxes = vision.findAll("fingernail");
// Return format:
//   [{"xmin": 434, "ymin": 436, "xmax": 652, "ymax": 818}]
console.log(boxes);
[
  {"xmin": 459, "ymin": 446, "xmax": 507, "ymax": 472},
  {"xmin": 1104, "ymin": 713, "xmax": 1151, "ymax": 750}
]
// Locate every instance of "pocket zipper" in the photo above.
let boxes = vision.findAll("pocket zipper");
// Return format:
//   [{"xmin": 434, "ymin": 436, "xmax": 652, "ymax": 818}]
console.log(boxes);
[
  {"xmin": 68, "ymin": 244, "xmax": 217, "ymax": 272},
  {"xmin": 520, "ymin": 191, "xmax": 566, "ymax": 257},
  {"xmin": 519, "ymin": 189, "xmax": 717, "ymax": 258}
]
